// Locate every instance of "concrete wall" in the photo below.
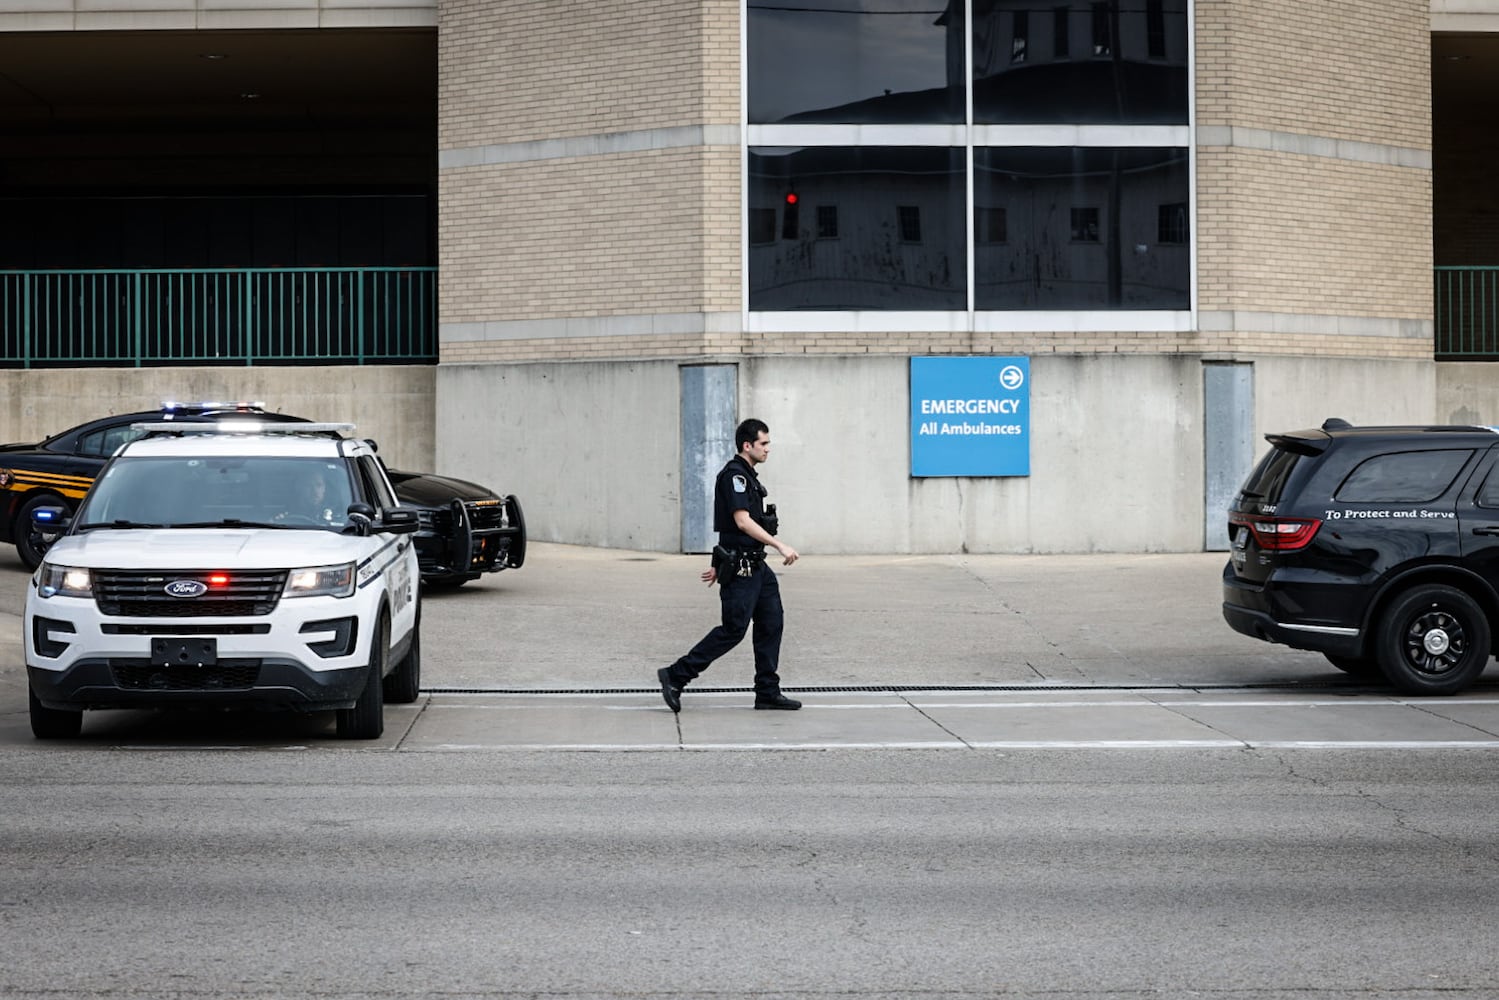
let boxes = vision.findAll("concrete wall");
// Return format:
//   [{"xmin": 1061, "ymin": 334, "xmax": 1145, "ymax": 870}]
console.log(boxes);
[
  {"xmin": 0, "ymin": 366, "xmax": 435, "ymax": 472},
  {"xmin": 438, "ymin": 355, "xmax": 1214, "ymax": 555},
  {"xmin": 436, "ymin": 361, "xmax": 683, "ymax": 550},
  {"xmin": 0, "ymin": 1, "xmax": 434, "ymax": 30},
  {"xmin": 1249, "ymin": 356, "xmax": 1435, "ymax": 447},
  {"xmin": 1437, "ymin": 363, "xmax": 1499, "ymax": 426}
]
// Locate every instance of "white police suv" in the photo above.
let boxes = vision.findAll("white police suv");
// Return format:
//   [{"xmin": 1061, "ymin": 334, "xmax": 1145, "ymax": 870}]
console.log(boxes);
[{"xmin": 24, "ymin": 421, "xmax": 421, "ymax": 740}]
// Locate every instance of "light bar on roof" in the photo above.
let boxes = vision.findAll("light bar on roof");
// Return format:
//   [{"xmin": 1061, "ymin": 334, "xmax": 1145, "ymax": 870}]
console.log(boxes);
[
  {"xmin": 131, "ymin": 422, "xmax": 355, "ymax": 435},
  {"xmin": 160, "ymin": 400, "xmax": 268, "ymax": 411}
]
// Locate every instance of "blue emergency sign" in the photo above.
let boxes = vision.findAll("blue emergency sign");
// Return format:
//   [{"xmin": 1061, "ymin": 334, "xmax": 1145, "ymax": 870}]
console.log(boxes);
[{"xmin": 910, "ymin": 356, "xmax": 1030, "ymax": 477}]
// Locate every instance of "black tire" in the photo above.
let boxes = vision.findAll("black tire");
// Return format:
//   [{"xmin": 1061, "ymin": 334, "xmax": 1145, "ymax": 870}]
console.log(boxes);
[
  {"xmin": 505, "ymin": 495, "xmax": 527, "ymax": 569},
  {"xmin": 1323, "ymin": 653, "xmax": 1381, "ymax": 677},
  {"xmin": 1374, "ymin": 585, "xmax": 1492, "ymax": 696},
  {"xmin": 15, "ymin": 493, "xmax": 67, "ymax": 570},
  {"xmin": 30, "ymin": 687, "xmax": 82, "ymax": 739},
  {"xmin": 336, "ymin": 614, "xmax": 387, "ymax": 739},
  {"xmin": 383, "ymin": 617, "xmax": 421, "ymax": 704}
]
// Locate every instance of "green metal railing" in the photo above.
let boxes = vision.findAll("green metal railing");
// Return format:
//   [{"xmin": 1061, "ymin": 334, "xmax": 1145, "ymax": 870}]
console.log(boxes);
[
  {"xmin": 1, "ymin": 267, "xmax": 437, "ymax": 367},
  {"xmin": 1436, "ymin": 266, "xmax": 1499, "ymax": 360}
]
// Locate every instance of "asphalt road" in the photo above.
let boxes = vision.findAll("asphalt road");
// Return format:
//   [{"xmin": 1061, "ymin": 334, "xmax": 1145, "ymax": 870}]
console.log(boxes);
[
  {"xmin": 4, "ymin": 748, "xmax": 1499, "ymax": 999},
  {"xmin": 5, "ymin": 543, "xmax": 1499, "ymax": 998}
]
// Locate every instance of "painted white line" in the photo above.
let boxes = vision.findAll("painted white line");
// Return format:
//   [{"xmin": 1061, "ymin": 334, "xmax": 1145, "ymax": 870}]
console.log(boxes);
[
  {"xmin": 423, "ymin": 697, "xmax": 1499, "ymax": 711},
  {"xmin": 423, "ymin": 743, "xmax": 685, "ymax": 752},
  {"xmin": 115, "ymin": 745, "xmax": 313, "ymax": 751},
  {"xmin": 412, "ymin": 739, "xmax": 1499, "ymax": 752}
]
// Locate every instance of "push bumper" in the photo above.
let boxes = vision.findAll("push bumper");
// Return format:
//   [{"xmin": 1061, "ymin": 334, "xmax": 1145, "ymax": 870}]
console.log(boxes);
[{"xmin": 28, "ymin": 657, "xmax": 368, "ymax": 713}]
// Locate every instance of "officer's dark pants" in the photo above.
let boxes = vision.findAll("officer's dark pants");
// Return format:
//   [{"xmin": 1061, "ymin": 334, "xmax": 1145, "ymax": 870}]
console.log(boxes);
[{"xmin": 668, "ymin": 561, "xmax": 784, "ymax": 694}]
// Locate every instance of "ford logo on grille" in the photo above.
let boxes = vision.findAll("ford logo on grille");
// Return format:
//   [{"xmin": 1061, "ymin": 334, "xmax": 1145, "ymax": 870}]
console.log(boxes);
[{"xmin": 164, "ymin": 579, "xmax": 209, "ymax": 598}]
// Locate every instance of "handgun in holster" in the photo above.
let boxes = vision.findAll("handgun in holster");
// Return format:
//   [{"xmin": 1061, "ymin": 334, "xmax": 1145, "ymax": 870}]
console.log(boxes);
[{"xmin": 711, "ymin": 545, "xmax": 734, "ymax": 584}]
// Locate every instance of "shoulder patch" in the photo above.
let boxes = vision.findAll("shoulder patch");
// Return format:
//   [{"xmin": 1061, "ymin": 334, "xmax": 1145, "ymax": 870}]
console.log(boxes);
[{"xmin": 732, "ymin": 475, "xmax": 747, "ymax": 494}]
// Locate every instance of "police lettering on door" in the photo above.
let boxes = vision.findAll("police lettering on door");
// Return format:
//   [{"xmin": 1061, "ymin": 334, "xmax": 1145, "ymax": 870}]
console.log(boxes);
[{"xmin": 910, "ymin": 356, "xmax": 1030, "ymax": 477}]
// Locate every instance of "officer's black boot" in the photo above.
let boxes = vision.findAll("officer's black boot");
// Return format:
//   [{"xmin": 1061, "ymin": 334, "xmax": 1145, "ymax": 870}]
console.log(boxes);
[
  {"xmin": 657, "ymin": 667, "xmax": 683, "ymax": 713},
  {"xmin": 754, "ymin": 690, "xmax": 801, "ymax": 710}
]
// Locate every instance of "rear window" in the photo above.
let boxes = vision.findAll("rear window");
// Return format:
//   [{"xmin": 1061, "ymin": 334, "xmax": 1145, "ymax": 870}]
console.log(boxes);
[
  {"xmin": 1237, "ymin": 447, "xmax": 1303, "ymax": 508},
  {"xmin": 1335, "ymin": 449, "xmax": 1472, "ymax": 503}
]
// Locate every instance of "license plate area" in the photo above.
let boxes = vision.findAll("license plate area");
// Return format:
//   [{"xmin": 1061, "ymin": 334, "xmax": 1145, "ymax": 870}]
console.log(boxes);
[
  {"xmin": 151, "ymin": 637, "xmax": 218, "ymax": 667},
  {"xmin": 1231, "ymin": 525, "xmax": 1249, "ymax": 572}
]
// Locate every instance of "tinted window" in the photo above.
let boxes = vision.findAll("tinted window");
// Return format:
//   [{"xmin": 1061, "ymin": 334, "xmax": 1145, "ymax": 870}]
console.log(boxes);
[
  {"xmin": 748, "ymin": 1, "xmax": 963, "ymax": 124},
  {"xmin": 1474, "ymin": 464, "xmax": 1499, "ymax": 508},
  {"xmin": 358, "ymin": 456, "xmax": 398, "ymax": 510},
  {"xmin": 77, "ymin": 424, "xmax": 147, "ymax": 458},
  {"xmin": 79, "ymin": 456, "xmax": 355, "ymax": 529},
  {"xmin": 749, "ymin": 147, "xmax": 966, "ymax": 310},
  {"xmin": 1238, "ymin": 447, "xmax": 1303, "ymax": 509},
  {"xmin": 974, "ymin": 147, "xmax": 1189, "ymax": 310},
  {"xmin": 1336, "ymin": 450, "xmax": 1473, "ymax": 504},
  {"xmin": 973, "ymin": 0, "xmax": 1188, "ymax": 124}
]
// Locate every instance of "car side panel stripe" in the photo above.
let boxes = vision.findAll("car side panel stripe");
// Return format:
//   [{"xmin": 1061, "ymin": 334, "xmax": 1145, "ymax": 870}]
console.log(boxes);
[{"xmin": 356, "ymin": 538, "xmax": 408, "ymax": 591}]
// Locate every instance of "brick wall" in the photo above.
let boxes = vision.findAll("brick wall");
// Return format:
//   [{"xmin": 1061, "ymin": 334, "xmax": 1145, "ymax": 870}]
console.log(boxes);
[
  {"xmin": 437, "ymin": 0, "xmax": 742, "ymax": 347},
  {"xmin": 438, "ymin": 0, "xmax": 1436, "ymax": 365},
  {"xmin": 1195, "ymin": 0, "xmax": 1433, "ymax": 361},
  {"xmin": 439, "ymin": 327, "xmax": 1433, "ymax": 365},
  {"xmin": 438, "ymin": 0, "xmax": 740, "ymax": 145},
  {"xmin": 1195, "ymin": 0, "xmax": 1429, "ymax": 148}
]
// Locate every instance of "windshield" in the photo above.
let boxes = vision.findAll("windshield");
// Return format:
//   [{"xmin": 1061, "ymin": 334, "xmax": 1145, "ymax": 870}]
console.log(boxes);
[{"xmin": 77, "ymin": 456, "xmax": 355, "ymax": 530}]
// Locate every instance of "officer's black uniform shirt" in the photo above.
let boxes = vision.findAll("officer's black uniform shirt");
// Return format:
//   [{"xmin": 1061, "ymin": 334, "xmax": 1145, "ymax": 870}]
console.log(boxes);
[{"xmin": 714, "ymin": 454, "xmax": 766, "ymax": 550}]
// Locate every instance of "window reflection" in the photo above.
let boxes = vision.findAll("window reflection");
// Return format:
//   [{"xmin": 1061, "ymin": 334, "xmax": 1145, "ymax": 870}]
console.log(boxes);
[
  {"xmin": 748, "ymin": 1, "xmax": 963, "ymax": 124},
  {"xmin": 974, "ymin": 147, "xmax": 1189, "ymax": 310},
  {"xmin": 750, "ymin": 147, "xmax": 966, "ymax": 310},
  {"xmin": 972, "ymin": 1, "xmax": 1188, "ymax": 123}
]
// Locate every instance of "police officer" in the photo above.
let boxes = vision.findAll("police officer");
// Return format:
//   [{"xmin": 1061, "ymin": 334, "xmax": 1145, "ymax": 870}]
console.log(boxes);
[{"xmin": 658, "ymin": 418, "xmax": 801, "ymax": 712}]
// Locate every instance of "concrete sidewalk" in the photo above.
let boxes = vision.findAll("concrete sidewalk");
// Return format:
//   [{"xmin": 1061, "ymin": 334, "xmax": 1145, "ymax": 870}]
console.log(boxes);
[
  {"xmin": 0, "ymin": 540, "xmax": 1438, "ymax": 698},
  {"xmin": 7, "ymin": 541, "xmax": 1499, "ymax": 748},
  {"xmin": 414, "ymin": 542, "xmax": 1344, "ymax": 693}
]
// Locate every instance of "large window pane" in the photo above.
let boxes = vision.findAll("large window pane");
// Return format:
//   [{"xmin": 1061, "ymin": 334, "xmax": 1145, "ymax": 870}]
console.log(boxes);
[
  {"xmin": 973, "ymin": 1, "xmax": 1188, "ymax": 123},
  {"xmin": 750, "ymin": 147, "xmax": 966, "ymax": 310},
  {"xmin": 748, "ymin": 1, "xmax": 964, "ymax": 124},
  {"xmin": 974, "ymin": 147, "xmax": 1189, "ymax": 310}
]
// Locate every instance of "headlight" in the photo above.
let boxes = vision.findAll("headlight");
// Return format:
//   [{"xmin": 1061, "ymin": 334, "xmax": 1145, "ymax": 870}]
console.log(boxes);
[
  {"xmin": 283, "ymin": 562, "xmax": 356, "ymax": 599},
  {"xmin": 36, "ymin": 563, "xmax": 92, "ymax": 599}
]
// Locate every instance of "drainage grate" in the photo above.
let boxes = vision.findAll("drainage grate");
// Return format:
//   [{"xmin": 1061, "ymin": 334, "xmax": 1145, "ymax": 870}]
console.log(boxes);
[{"xmin": 417, "ymin": 680, "xmax": 1366, "ymax": 697}]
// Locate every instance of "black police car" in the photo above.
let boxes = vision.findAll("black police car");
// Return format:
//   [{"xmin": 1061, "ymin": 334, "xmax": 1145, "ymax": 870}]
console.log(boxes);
[
  {"xmin": 1222, "ymin": 417, "xmax": 1499, "ymax": 695},
  {"xmin": 0, "ymin": 402, "xmax": 525, "ymax": 585}
]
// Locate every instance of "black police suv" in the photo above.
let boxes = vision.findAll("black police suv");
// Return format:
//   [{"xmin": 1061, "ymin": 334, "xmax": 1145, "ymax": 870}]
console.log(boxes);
[
  {"xmin": 0, "ymin": 402, "xmax": 525, "ymax": 585},
  {"xmin": 1222, "ymin": 418, "xmax": 1499, "ymax": 695}
]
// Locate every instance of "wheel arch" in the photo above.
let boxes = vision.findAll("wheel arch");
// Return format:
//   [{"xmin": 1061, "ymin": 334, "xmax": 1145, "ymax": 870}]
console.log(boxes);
[{"xmin": 1362, "ymin": 565, "xmax": 1499, "ymax": 657}]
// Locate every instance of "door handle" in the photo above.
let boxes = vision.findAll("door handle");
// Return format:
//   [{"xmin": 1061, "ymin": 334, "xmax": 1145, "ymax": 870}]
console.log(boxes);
[{"xmin": 1472, "ymin": 526, "xmax": 1499, "ymax": 536}]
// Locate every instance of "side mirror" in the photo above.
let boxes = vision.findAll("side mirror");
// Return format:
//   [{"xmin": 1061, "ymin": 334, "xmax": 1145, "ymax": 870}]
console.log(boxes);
[
  {"xmin": 31, "ymin": 506, "xmax": 70, "ymax": 532},
  {"xmin": 345, "ymin": 502, "xmax": 375, "ymax": 537},
  {"xmin": 379, "ymin": 506, "xmax": 420, "ymax": 535}
]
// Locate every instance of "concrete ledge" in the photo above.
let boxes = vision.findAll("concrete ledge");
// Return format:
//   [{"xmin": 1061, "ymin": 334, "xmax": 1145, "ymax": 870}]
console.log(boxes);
[
  {"xmin": 440, "ymin": 125, "xmax": 741, "ymax": 170},
  {"xmin": 1197, "ymin": 310, "xmax": 1431, "ymax": 339},
  {"xmin": 441, "ymin": 312, "xmax": 744, "ymax": 342},
  {"xmin": 1196, "ymin": 125, "xmax": 1430, "ymax": 169}
]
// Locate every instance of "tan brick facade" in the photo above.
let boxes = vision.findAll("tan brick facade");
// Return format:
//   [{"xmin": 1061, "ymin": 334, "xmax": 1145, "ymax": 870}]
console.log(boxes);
[
  {"xmin": 437, "ymin": 0, "xmax": 742, "ymax": 356},
  {"xmin": 439, "ymin": 1, "xmax": 719, "ymax": 148},
  {"xmin": 1194, "ymin": 0, "xmax": 1433, "ymax": 362},
  {"xmin": 439, "ymin": 0, "xmax": 1437, "ymax": 366},
  {"xmin": 440, "ymin": 147, "xmax": 739, "ymax": 323}
]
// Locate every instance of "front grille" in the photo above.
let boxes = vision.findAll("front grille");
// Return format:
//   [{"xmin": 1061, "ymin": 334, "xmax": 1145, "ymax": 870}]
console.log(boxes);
[
  {"xmin": 111, "ymin": 659, "xmax": 262, "ymax": 690},
  {"xmin": 431, "ymin": 501, "xmax": 509, "ymax": 533},
  {"xmin": 94, "ymin": 570, "xmax": 288, "ymax": 618},
  {"xmin": 470, "ymin": 502, "xmax": 508, "ymax": 530},
  {"xmin": 103, "ymin": 623, "xmax": 270, "ymax": 635}
]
